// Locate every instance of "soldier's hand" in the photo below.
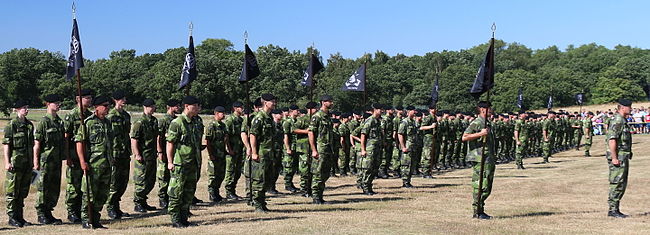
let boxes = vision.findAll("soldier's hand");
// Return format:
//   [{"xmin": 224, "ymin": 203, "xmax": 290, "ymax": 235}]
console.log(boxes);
[
  {"xmin": 80, "ymin": 161, "xmax": 89, "ymax": 172},
  {"xmin": 33, "ymin": 164, "xmax": 40, "ymax": 171},
  {"xmin": 227, "ymin": 150, "xmax": 235, "ymax": 156},
  {"xmin": 209, "ymin": 155, "xmax": 216, "ymax": 161},
  {"xmin": 312, "ymin": 150, "xmax": 319, "ymax": 159},
  {"xmin": 286, "ymin": 149, "xmax": 293, "ymax": 155},
  {"xmin": 157, "ymin": 152, "xmax": 164, "ymax": 161},
  {"xmin": 135, "ymin": 154, "xmax": 143, "ymax": 162},
  {"xmin": 167, "ymin": 162, "xmax": 175, "ymax": 171},
  {"xmin": 611, "ymin": 158, "xmax": 621, "ymax": 167},
  {"xmin": 252, "ymin": 153, "xmax": 260, "ymax": 162},
  {"xmin": 246, "ymin": 148, "xmax": 252, "ymax": 157},
  {"xmin": 544, "ymin": 138, "xmax": 549, "ymax": 142},
  {"xmin": 479, "ymin": 128, "xmax": 489, "ymax": 136},
  {"xmin": 5, "ymin": 163, "xmax": 13, "ymax": 172},
  {"xmin": 66, "ymin": 159, "xmax": 73, "ymax": 167},
  {"xmin": 402, "ymin": 147, "xmax": 409, "ymax": 153},
  {"xmin": 360, "ymin": 150, "xmax": 367, "ymax": 156},
  {"xmin": 516, "ymin": 141, "xmax": 522, "ymax": 146}
]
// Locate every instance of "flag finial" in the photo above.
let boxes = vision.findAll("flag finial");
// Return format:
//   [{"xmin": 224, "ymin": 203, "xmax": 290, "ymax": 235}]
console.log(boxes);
[
  {"xmin": 244, "ymin": 31, "xmax": 248, "ymax": 44},
  {"xmin": 491, "ymin": 22, "xmax": 496, "ymax": 37},
  {"xmin": 189, "ymin": 22, "xmax": 193, "ymax": 37},
  {"xmin": 72, "ymin": 2, "xmax": 76, "ymax": 19}
]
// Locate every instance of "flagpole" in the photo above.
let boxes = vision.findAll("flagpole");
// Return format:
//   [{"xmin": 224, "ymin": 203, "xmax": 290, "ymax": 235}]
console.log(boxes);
[
  {"xmin": 476, "ymin": 23, "xmax": 495, "ymax": 216},
  {"xmin": 363, "ymin": 60, "xmax": 368, "ymax": 108},
  {"xmin": 310, "ymin": 43, "xmax": 315, "ymax": 102},
  {"xmin": 185, "ymin": 22, "xmax": 193, "ymax": 96},
  {"xmin": 243, "ymin": 30, "xmax": 254, "ymax": 205}
]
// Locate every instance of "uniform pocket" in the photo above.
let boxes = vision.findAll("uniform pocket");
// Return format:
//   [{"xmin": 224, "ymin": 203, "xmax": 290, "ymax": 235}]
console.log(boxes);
[{"xmin": 12, "ymin": 132, "xmax": 26, "ymax": 149}]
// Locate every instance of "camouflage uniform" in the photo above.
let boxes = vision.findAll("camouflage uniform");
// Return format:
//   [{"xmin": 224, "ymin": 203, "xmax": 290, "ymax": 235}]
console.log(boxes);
[
  {"xmin": 34, "ymin": 114, "xmax": 65, "ymax": 218},
  {"xmin": 605, "ymin": 113, "xmax": 632, "ymax": 213},
  {"xmin": 106, "ymin": 108, "xmax": 131, "ymax": 214},
  {"xmin": 347, "ymin": 119, "xmax": 360, "ymax": 173},
  {"xmin": 3, "ymin": 117, "xmax": 34, "ymax": 221},
  {"xmin": 398, "ymin": 116, "xmax": 417, "ymax": 184},
  {"xmin": 166, "ymin": 114, "xmax": 201, "ymax": 224},
  {"xmin": 337, "ymin": 121, "xmax": 351, "ymax": 175},
  {"xmin": 309, "ymin": 110, "xmax": 334, "ymax": 201},
  {"xmin": 224, "ymin": 113, "xmax": 244, "ymax": 197},
  {"xmin": 247, "ymin": 111, "xmax": 275, "ymax": 209},
  {"xmin": 205, "ymin": 118, "xmax": 227, "ymax": 200},
  {"xmin": 573, "ymin": 118, "xmax": 583, "ymax": 149},
  {"xmin": 358, "ymin": 116, "xmax": 383, "ymax": 192},
  {"xmin": 293, "ymin": 115, "xmax": 312, "ymax": 194},
  {"xmin": 131, "ymin": 114, "xmax": 159, "ymax": 207},
  {"xmin": 541, "ymin": 117, "xmax": 555, "ymax": 162},
  {"xmin": 157, "ymin": 113, "xmax": 175, "ymax": 207},
  {"xmin": 514, "ymin": 119, "xmax": 528, "ymax": 167},
  {"xmin": 268, "ymin": 119, "xmax": 284, "ymax": 191},
  {"xmin": 391, "ymin": 115, "xmax": 403, "ymax": 173},
  {"xmin": 76, "ymin": 114, "xmax": 113, "ymax": 224},
  {"xmin": 437, "ymin": 118, "xmax": 449, "ymax": 168},
  {"xmin": 380, "ymin": 115, "xmax": 394, "ymax": 176},
  {"xmin": 419, "ymin": 114, "xmax": 436, "ymax": 175},
  {"xmin": 64, "ymin": 107, "xmax": 92, "ymax": 218},
  {"xmin": 281, "ymin": 116, "xmax": 299, "ymax": 188},
  {"xmin": 464, "ymin": 116, "xmax": 495, "ymax": 215},
  {"xmin": 583, "ymin": 118, "xmax": 593, "ymax": 156}
]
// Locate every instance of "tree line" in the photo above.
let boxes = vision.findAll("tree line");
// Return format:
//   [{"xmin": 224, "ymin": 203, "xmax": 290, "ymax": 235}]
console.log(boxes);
[{"xmin": 1, "ymin": 38, "xmax": 649, "ymax": 115}]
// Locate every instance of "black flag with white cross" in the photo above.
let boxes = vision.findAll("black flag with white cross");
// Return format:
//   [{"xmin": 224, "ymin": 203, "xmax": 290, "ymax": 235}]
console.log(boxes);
[{"xmin": 178, "ymin": 35, "xmax": 197, "ymax": 90}]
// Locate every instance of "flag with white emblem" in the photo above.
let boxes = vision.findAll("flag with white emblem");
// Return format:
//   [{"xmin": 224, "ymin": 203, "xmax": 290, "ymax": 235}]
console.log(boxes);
[
  {"xmin": 341, "ymin": 64, "xmax": 366, "ymax": 91},
  {"xmin": 66, "ymin": 18, "xmax": 84, "ymax": 80},
  {"xmin": 179, "ymin": 36, "xmax": 197, "ymax": 90},
  {"xmin": 301, "ymin": 54, "xmax": 324, "ymax": 87}
]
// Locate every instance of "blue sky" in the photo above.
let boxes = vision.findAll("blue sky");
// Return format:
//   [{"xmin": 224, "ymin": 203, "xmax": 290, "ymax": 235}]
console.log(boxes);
[{"xmin": 1, "ymin": 0, "xmax": 648, "ymax": 60}]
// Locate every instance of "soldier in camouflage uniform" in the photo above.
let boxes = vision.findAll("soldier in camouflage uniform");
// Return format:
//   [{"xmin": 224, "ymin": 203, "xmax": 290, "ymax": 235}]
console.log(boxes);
[
  {"xmin": 358, "ymin": 103, "xmax": 384, "ymax": 195},
  {"xmin": 337, "ymin": 113, "xmax": 351, "ymax": 176},
  {"xmin": 294, "ymin": 102, "xmax": 317, "ymax": 197},
  {"xmin": 33, "ymin": 95, "xmax": 65, "ymax": 225},
  {"xmin": 75, "ymin": 96, "xmax": 113, "ymax": 229},
  {"xmin": 398, "ymin": 106, "xmax": 417, "ymax": 188},
  {"xmin": 391, "ymin": 107, "xmax": 404, "ymax": 177},
  {"xmin": 267, "ymin": 109, "xmax": 284, "ymax": 194},
  {"xmin": 282, "ymin": 105, "xmax": 299, "ymax": 192},
  {"xmin": 3, "ymin": 100, "xmax": 34, "ymax": 227},
  {"xmin": 605, "ymin": 99, "xmax": 633, "ymax": 218},
  {"xmin": 131, "ymin": 99, "xmax": 160, "ymax": 213},
  {"xmin": 248, "ymin": 94, "xmax": 277, "ymax": 212},
  {"xmin": 165, "ymin": 96, "xmax": 202, "ymax": 227},
  {"xmin": 309, "ymin": 95, "xmax": 335, "ymax": 204},
  {"xmin": 541, "ymin": 111, "xmax": 556, "ymax": 163},
  {"xmin": 583, "ymin": 112, "xmax": 594, "ymax": 157},
  {"xmin": 106, "ymin": 90, "xmax": 131, "ymax": 219},
  {"xmin": 572, "ymin": 113, "xmax": 583, "ymax": 150},
  {"xmin": 437, "ymin": 111, "xmax": 449, "ymax": 169},
  {"xmin": 205, "ymin": 106, "xmax": 232, "ymax": 202},
  {"xmin": 156, "ymin": 99, "xmax": 179, "ymax": 209},
  {"xmin": 64, "ymin": 88, "xmax": 93, "ymax": 223},
  {"xmin": 224, "ymin": 101, "xmax": 245, "ymax": 200},
  {"xmin": 453, "ymin": 113, "xmax": 466, "ymax": 168},
  {"xmin": 418, "ymin": 104, "xmax": 437, "ymax": 178},
  {"xmin": 348, "ymin": 112, "xmax": 361, "ymax": 175},
  {"xmin": 514, "ymin": 112, "xmax": 528, "ymax": 169},
  {"xmin": 378, "ymin": 106, "xmax": 393, "ymax": 179},
  {"xmin": 462, "ymin": 101, "xmax": 495, "ymax": 220}
]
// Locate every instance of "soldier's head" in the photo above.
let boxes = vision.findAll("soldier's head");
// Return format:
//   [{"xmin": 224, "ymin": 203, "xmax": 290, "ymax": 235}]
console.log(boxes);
[
  {"xmin": 587, "ymin": 111, "xmax": 594, "ymax": 117},
  {"xmin": 213, "ymin": 106, "xmax": 226, "ymax": 120},
  {"xmin": 617, "ymin": 99, "xmax": 632, "ymax": 116},
  {"xmin": 371, "ymin": 103, "xmax": 382, "ymax": 117},
  {"xmin": 272, "ymin": 109, "xmax": 283, "ymax": 121},
  {"xmin": 142, "ymin": 98, "xmax": 156, "ymax": 115},
  {"xmin": 518, "ymin": 110, "xmax": 527, "ymax": 119},
  {"xmin": 112, "ymin": 90, "xmax": 127, "ymax": 110},
  {"xmin": 43, "ymin": 94, "xmax": 62, "ymax": 114},
  {"xmin": 232, "ymin": 101, "xmax": 244, "ymax": 115},
  {"xmin": 340, "ymin": 113, "xmax": 350, "ymax": 122},
  {"xmin": 476, "ymin": 101, "xmax": 491, "ymax": 117},
  {"xmin": 92, "ymin": 96, "xmax": 111, "ymax": 118},
  {"xmin": 386, "ymin": 105, "xmax": 394, "ymax": 115},
  {"xmin": 320, "ymin": 94, "xmax": 334, "ymax": 110},
  {"xmin": 441, "ymin": 110, "xmax": 449, "ymax": 118},
  {"xmin": 261, "ymin": 93, "xmax": 277, "ymax": 112},
  {"xmin": 166, "ymin": 99, "xmax": 180, "ymax": 114},
  {"xmin": 254, "ymin": 97, "xmax": 263, "ymax": 112},
  {"xmin": 428, "ymin": 103, "xmax": 437, "ymax": 116},
  {"xmin": 182, "ymin": 96, "xmax": 200, "ymax": 117},
  {"xmin": 405, "ymin": 106, "xmax": 416, "ymax": 117},
  {"xmin": 12, "ymin": 99, "xmax": 29, "ymax": 118},
  {"xmin": 282, "ymin": 107, "xmax": 289, "ymax": 117},
  {"xmin": 306, "ymin": 102, "xmax": 318, "ymax": 115},
  {"xmin": 289, "ymin": 104, "xmax": 299, "ymax": 117},
  {"xmin": 547, "ymin": 111, "xmax": 556, "ymax": 119},
  {"xmin": 76, "ymin": 88, "xmax": 94, "ymax": 109}
]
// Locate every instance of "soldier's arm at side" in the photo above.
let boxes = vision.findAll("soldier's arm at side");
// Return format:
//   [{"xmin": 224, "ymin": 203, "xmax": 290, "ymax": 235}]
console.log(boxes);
[
  {"xmin": 240, "ymin": 131, "xmax": 250, "ymax": 156},
  {"xmin": 33, "ymin": 140, "xmax": 41, "ymax": 170},
  {"xmin": 608, "ymin": 139, "xmax": 619, "ymax": 165},
  {"xmin": 283, "ymin": 133, "xmax": 291, "ymax": 154},
  {"xmin": 360, "ymin": 134, "xmax": 367, "ymax": 155},
  {"xmin": 225, "ymin": 134, "xmax": 233, "ymax": 156},
  {"xmin": 205, "ymin": 137, "xmax": 215, "ymax": 161},
  {"xmin": 157, "ymin": 135, "xmax": 165, "ymax": 161},
  {"xmin": 131, "ymin": 138, "xmax": 142, "ymax": 162},
  {"xmin": 250, "ymin": 133, "xmax": 259, "ymax": 161},
  {"xmin": 166, "ymin": 141, "xmax": 175, "ymax": 170},
  {"xmin": 2, "ymin": 133, "xmax": 11, "ymax": 171},
  {"xmin": 75, "ymin": 141, "xmax": 88, "ymax": 172}
]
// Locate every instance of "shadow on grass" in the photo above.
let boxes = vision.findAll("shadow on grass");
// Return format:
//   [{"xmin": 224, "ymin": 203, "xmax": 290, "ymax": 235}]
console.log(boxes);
[
  {"xmin": 326, "ymin": 183, "xmax": 357, "ymax": 190},
  {"xmin": 272, "ymin": 196, "xmax": 408, "ymax": 206},
  {"xmin": 496, "ymin": 210, "xmax": 600, "ymax": 219},
  {"xmin": 107, "ymin": 210, "xmax": 168, "ymax": 223},
  {"xmin": 494, "ymin": 175, "xmax": 529, "ymax": 178},
  {"xmin": 272, "ymin": 207, "xmax": 363, "ymax": 213},
  {"xmin": 197, "ymin": 215, "xmax": 304, "ymax": 226}
]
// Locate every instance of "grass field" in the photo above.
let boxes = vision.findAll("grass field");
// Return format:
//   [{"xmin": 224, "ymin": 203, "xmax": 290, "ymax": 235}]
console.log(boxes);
[{"xmin": 0, "ymin": 110, "xmax": 649, "ymax": 234}]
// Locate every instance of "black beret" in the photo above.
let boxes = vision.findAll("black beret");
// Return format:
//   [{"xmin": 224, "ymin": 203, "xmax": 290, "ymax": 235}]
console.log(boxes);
[
  {"xmin": 214, "ymin": 106, "xmax": 225, "ymax": 113},
  {"xmin": 182, "ymin": 96, "xmax": 200, "ymax": 105},
  {"xmin": 396, "ymin": 105, "xmax": 404, "ymax": 110},
  {"xmin": 548, "ymin": 111, "xmax": 556, "ymax": 115},
  {"xmin": 271, "ymin": 109, "xmax": 282, "ymax": 115},
  {"xmin": 333, "ymin": 111, "xmax": 341, "ymax": 116},
  {"xmin": 385, "ymin": 105, "xmax": 393, "ymax": 110},
  {"xmin": 372, "ymin": 103, "xmax": 382, "ymax": 109},
  {"xmin": 340, "ymin": 113, "xmax": 350, "ymax": 119},
  {"xmin": 415, "ymin": 112, "xmax": 423, "ymax": 117},
  {"xmin": 320, "ymin": 94, "xmax": 333, "ymax": 102},
  {"xmin": 405, "ymin": 105, "xmax": 415, "ymax": 111},
  {"xmin": 617, "ymin": 99, "xmax": 632, "ymax": 107},
  {"xmin": 44, "ymin": 94, "xmax": 62, "ymax": 103},
  {"xmin": 507, "ymin": 112, "xmax": 515, "ymax": 115},
  {"xmin": 261, "ymin": 93, "xmax": 276, "ymax": 101},
  {"xmin": 353, "ymin": 111, "xmax": 362, "ymax": 116},
  {"xmin": 332, "ymin": 118, "xmax": 340, "ymax": 124},
  {"xmin": 428, "ymin": 103, "xmax": 437, "ymax": 109},
  {"xmin": 305, "ymin": 101, "xmax": 318, "ymax": 109},
  {"xmin": 112, "ymin": 90, "xmax": 126, "ymax": 100},
  {"xmin": 299, "ymin": 109, "xmax": 307, "ymax": 114},
  {"xmin": 441, "ymin": 110, "xmax": 449, "ymax": 114},
  {"xmin": 92, "ymin": 96, "xmax": 110, "ymax": 106},
  {"xmin": 289, "ymin": 104, "xmax": 299, "ymax": 110},
  {"xmin": 142, "ymin": 98, "xmax": 155, "ymax": 107},
  {"xmin": 517, "ymin": 111, "xmax": 526, "ymax": 115},
  {"xmin": 12, "ymin": 99, "xmax": 29, "ymax": 108},
  {"xmin": 477, "ymin": 101, "xmax": 491, "ymax": 108},
  {"xmin": 281, "ymin": 107, "xmax": 289, "ymax": 112},
  {"xmin": 587, "ymin": 112, "xmax": 594, "ymax": 115},
  {"xmin": 232, "ymin": 101, "xmax": 244, "ymax": 108},
  {"xmin": 166, "ymin": 99, "xmax": 180, "ymax": 107},
  {"xmin": 436, "ymin": 112, "xmax": 443, "ymax": 117},
  {"xmin": 253, "ymin": 98, "xmax": 263, "ymax": 107},
  {"xmin": 244, "ymin": 108, "xmax": 252, "ymax": 115},
  {"xmin": 79, "ymin": 88, "xmax": 94, "ymax": 97},
  {"xmin": 362, "ymin": 113, "xmax": 371, "ymax": 119}
]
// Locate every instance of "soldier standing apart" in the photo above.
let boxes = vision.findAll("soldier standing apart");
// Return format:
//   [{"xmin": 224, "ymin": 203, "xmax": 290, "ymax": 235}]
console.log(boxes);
[
  {"xmin": 132, "ymin": 99, "xmax": 160, "ymax": 213},
  {"xmin": 309, "ymin": 95, "xmax": 335, "ymax": 204},
  {"xmin": 205, "ymin": 106, "xmax": 233, "ymax": 203},
  {"xmin": 462, "ymin": 101, "xmax": 496, "ymax": 220},
  {"xmin": 106, "ymin": 90, "xmax": 131, "ymax": 219},
  {"xmin": 33, "ymin": 95, "xmax": 65, "ymax": 225},
  {"xmin": 64, "ymin": 89, "xmax": 93, "ymax": 223},
  {"xmin": 359, "ymin": 103, "xmax": 384, "ymax": 195},
  {"xmin": 541, "ymin": 111, "xmax": 556, "ymax": 163},
  {"xmin": 157, "ymin": 100, "xmax": 180, "ymax": 209},
  {"xmin": 3, "ymin": 100, "xmax": 34, "ymax": 227},
  {"xmin": 397, "ymin": 106, "xmax": 417, "ymax": 188},
  {"xmin": 583, "ymin": 112, "xmax": 594, "ymax": 157},
  {"xmin": 75, "ymin": 96, "xmax": 114, "ymax": 229},
  {"xmin": 166, "ymin": 96, "xmax": 201, "ymax": 228},
  {"xmin": 248, "ymin": 94, "xmax": 277, "ymax": 212},
  {"xmin": 606, "ymin": 99, "xmax": 633, "ymax": 218},
  {"xmin": 514, "ymin": 112, "xmax": 528, "ymax": 169}
]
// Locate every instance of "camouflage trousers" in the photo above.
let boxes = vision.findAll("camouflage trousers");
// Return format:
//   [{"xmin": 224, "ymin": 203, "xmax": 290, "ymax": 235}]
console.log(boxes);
[
  {"xmin": 542, "ymin": 140, "xmax": 553, "ymax": 161},
  {"xmin": 380, "ymin": 141, "xmax": 394, "ymax": 174},
  {"xmin": 133, "ymin": 158, "xmax": 156, "ymax": 205},
  {"xmin": 297, "ymin": 141, "xmax": 312, "ymax": 192},
  {"xmin": 574, "ymin": 131, "xmax": 582, "ymax": 148},
  {"xmin": 357, "ymin": 143, "xmax": 381, "ymax": 191},
  {"xmin": 453, "ymin": 138, "xmax": 463, "ymax": 162},
  {"xmin": 224, "ymin": 151, "xmax": 244, "ymax": 195},
  {"xmin": 583, "ymin": 136, "xmax": 592, "ymax": 156},
  {"xmin": 419, "ymin": 136, "xmax": 434, "ymax": 175},
  {"xmin": 400, "ymin": 149, "xmax": 417, "ymax": 184},
  {"xmin": 245, "ymin": 152, "xmax": 273, "ymax": 209},
  {"xmin": 208, "ymin": 157, "xmax": 226, "ymax": 197},
  {"xmin": 157, "ymin": 158, "xmax": 170, "ymax": 205},
  {"xmin": 349, "ymin": 144, "xmax": 359, "ymax": 173},
  {"xmin": 35, "ymin": 158, "xmax": 62, "ymax": 216},
  {"xmin": 471, "ymin": 161, "xmax": 495, "ymax": 214},
  {"xmin": 81, "ymin": 161, "xmax": 112, "ymax": 223},
  {"xmin": 608, "ymin": 158, "xmax": 629, "ymax": 211},
  {"xmin": 66, "ymin": 160, "xmax": 83, "ymax": 216},
  {"xmin": 5, "ymin": 165, "xmax": 31, "ymax": 219},
  {"xmin": 106, "ymin": 157, "xmax": 130, "ymax": 211},
  {"xmin": 168, "ymin": 163, "xmax": 198, "ymax": 224},
  {"xmin": 515, "ymin": 139, "xmax": 527, "ymax": 166},
  {"xmin": 391, "ymin": 141, "xmax": 402, "ymax": 172},
  {"xmin": 267, "ymin": 149, "xmax": 282, "ymax": 191},
  {"xmin": 311, "ymin": 151, "xmax": 332, "ymax": 200},
  {"xmin": 282, "ymin": 150, "xmax": 299, "ymax": 187},
  {"xmin": 337, "ymin": 145, "xmax": 350, "ymax": 175}
]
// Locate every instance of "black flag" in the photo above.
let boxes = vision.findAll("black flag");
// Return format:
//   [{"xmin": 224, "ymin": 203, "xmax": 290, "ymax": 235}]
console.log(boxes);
[
  {"xmin": 301, "ymin": 54, "xmax": 324, "ymax": 87},
  {"xmin": 178, "ymin": 36, "xmax": 197, "ymax": 90},
  {"xmin": 643, "ymin": 84, "xmax": 650, "ymax": 101},
  {"xmin": 238, "ymin": 44, "xmax": 260, "ymax": 83},
  {"xmin": 430, "ymin": 76, "xmax": 440, "ymax": 104},
  {"xmin": 516, "ymin": 87, "xmax": 524, "ymax": 110},
  {"xmin": 469, "ymin": 38, "xmax": 495, "ymax": 99},
  {"xmin": 547, "ymin": 96, "xmax": 553, "ymax": 110},
  {"xmin": 66, "ymin": 18, "xmax": 84, "ymax": 80},
  {"xmin": 575, "ymin": 93, "xmax": 585, "ymax": 105},
  {"xmin": 341, "ymin": 64, "xmax": 366, "ymax": 91}
]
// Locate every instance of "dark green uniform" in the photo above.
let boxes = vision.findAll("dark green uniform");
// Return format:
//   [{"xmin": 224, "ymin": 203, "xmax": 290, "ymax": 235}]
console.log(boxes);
[
  {"xmin": 281, "ymin": 117, "xmax": 299, "ymax": 188},
  {"xmin": 419, "ymin": 114, "xmax": 436, "ymax": 175},
  {"xmin": 3, "ymin": 117, "xmax": 34, "ymax": 221},
  {"xmin": 309, "ymin": 110, "xmax": 334, "ymax": 201},
  {"xmin": 106, "ymin": 108, "xmax": 131, "ymax": 214},
  {"xmin": 293, "ymin": 115, "xmax": 312, "ymax": 193},
  {"xmin": 380, "ymin": 115, "xmax": 394, "ymax": 176},
  {"xmin": 131, "ymin": 114, "xmax": 159, "ymax": 206},
  {"xmin": 358, "ymin": 115, "xmax": 383, "ymax": 192},
  {"xmin": 157, "ymin": 113, "xmax": 175, "ymax": 207},
  {"xmin": 166, "ymin": 114, "xmax": 201, "ymax": 224},
  {"xmin": 398, "ymin": 116, "xmax": 417, "ymax": 184},
  {"xmin": 348, "ymin": 119, "xmax": 360, "ymax": 173},
  {"xmin": 514, "ymin": 119, "xmax": 528, "ymax": 167},
  {"xmin": 269, "ymin": 118, "xmax": 284, "ymax": 191},
  {"xmin": 583, "ymin": 118, "xmax": 593, "ymax": 156},
  {"xmin": 64, "ymin": 107, "xmax": 92, "ymax": 218},
  {"xmin": 34, "ymin": 114, "xmax": 65, "ymax": 218},
  {"xmin": 337, "ymin": 121, "xmax": 351, "ymax": 175},
  {"xmin": 464, "ymin": 116, "xmax": 496, "ymax": 215},
  {"xmin": 247, "ymin": 111, "xmax": 275, "ymax": 209},
  {"xmin": 205, "ymin": 118, "xmax": 228, "ymax": 200},
  {"xmin": 224, "ymin": 113, "xmax": 244, "ymax": 197},
  {"xmin": 605, "ymin": 113, "xmax": 632, "ymax": 213}
]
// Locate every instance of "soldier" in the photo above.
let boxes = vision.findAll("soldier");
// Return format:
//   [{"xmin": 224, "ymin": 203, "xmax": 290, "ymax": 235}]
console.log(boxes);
[
  {"xmin": 224, "ymin": 101, "xmax": 245, "ymax": 200},
  {"xmin": 358, "ymin": 103, "xmax": 384, "ymax": 195},
  {"xmin": 391, "ymin": 107, "xmax": 404, "ymax": 177},
  {"xmin": 348, "ymin": 111, "xmax": 361, "ymax": 175},
  {"xmin": 282, "ymin": 105, "xmax": 299, "ymax": 192},
  {"xmin": 191, "ymin": 103, "xmax": 205, "ymax": 205},
  {"xmin": 462, "ymin": 101, "xmax": 495, "ymax": 220},
  {"xmin": 605, "ymin": 99, "xmax": 633, "ymax": 218},
  {"xmin": 267, "ymin": 109, "xmax": 284, "ymax": 194},
  {"xmin": 294, "ymin": 102, "xmax": 317, "ymax": 197},
  {"xmin": 572, "ymin": 112, "xmax": 583, "ymax": 150},
  {"xmin": 131, "ymin": 99, "xmax": 160, "ymax": 213},
  {"xmin": 419, "ymin": 104, "xmax": 437, "ymax": 178},
  {"xmin": 166, "ymin": 96, "xmax": 202, "ymax": 227},
  {"xmin": 33, "ymin": 95, "xmax": 65, "ymax": 225},
  {"xmin": 64, "ymin": 88, "xmax": 93, "ymax": 223},
  {"xmin": 309, "ymin": 95, "xmax": 335, "ymax": 204},
  {"xmin": 337, "ymin": 113, "xmax": 351, "ymax": 176},
  {"xmin": 205, "ymin": 106, "xmax": 232, "ymax": 202},
  {"xmin": 541, "ymin": 111, "xmax": 556, "ymax": 163},
  {"xmin": 379, "ymin": 106, "xmax": 395, "ymax": 178},
  {"xmin": 437, "ymin": 111, "xmax": 450, "ymax": 169},
  {"xmin": 106, "ymin": 90, "xmax": 131, "ymax": 219},
  {"xmin": 248, "ymin": 94, "xmax": 277, "ymax": 212},
  {"xmin": 157, "ymin": 99, "xmax": 180, "ymax": 209},
  {"xmin": 75, "ymin": 96, "xmax": 113, "ymax": 229},
  {"xmin": 397, "ymin": 106, "xmax": 417, "ymax": 188},
  {"xmin": 583, "ymin": 112, "xmax": 594, "ymax": 157},
  {"xmin": 3, "ymin": 100, "xmax": 34, "ymax": 227},
  {"xmin": 514, "ymin": 112, "xmax": 528, "ymax": 169}
]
